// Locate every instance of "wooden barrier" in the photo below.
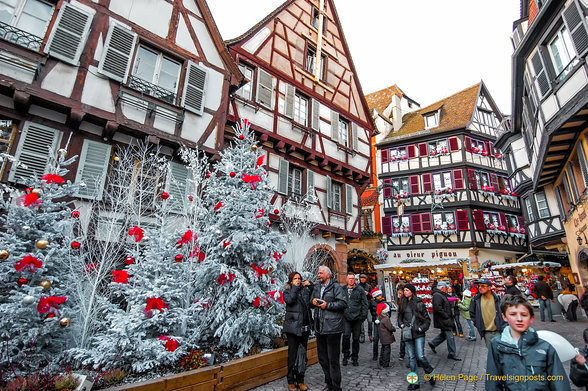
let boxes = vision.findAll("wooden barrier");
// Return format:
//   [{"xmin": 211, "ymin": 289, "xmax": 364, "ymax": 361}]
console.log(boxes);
[{"xmin": 104, "ymin": 340, "xmax": 318, "ymax": 391}]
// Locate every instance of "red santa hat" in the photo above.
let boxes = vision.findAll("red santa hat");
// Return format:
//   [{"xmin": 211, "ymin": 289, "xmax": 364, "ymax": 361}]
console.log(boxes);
[
  {"xmin": 377, "ymin": 303, "xmax": 390, "ymax": 316},
  {"xmin": 371, "ymin": 288, "xmax": 382, "ymax": 299}
]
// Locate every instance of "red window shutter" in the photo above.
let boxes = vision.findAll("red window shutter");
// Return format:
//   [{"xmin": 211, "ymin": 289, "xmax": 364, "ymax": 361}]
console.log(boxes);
[
  {"xmin": 418, "ymin": 143, "xmax": 427, "ymax": 157},
  {"xmin": 518, "ymin": 215, "xmax": 526, "ymax": 227},
  {"xmin": 453, "ymin": 169, "xmax": 464, "ymax": 189},
  {"xmin": 383, "ymin": 179, "xmax": 392, "ymax": 198},
  {"xmin": 456, "ymin": 210, "xmax": 469, "ymax": 231},
  {"xmin": 467, "ymin": 169, "xmax": 478, "ymax": 190},
  {"xmin": 422, "ymin": 173, "xmax": 432, "ymax": 192},
  {"xmin": 499, "ymin": 213, "xmax": 507, "ymax": 226},
  {"xmin": 407, "ymin": 145, "xmax": 416, "ymax": 159},
  {"xmin": 421, "ymin": 213, "xmax": 432, "ymax": 232},
  {"xmin": 490, "ymin": 174, "xmax": 499, "ymax": 191},
  {"xmin": 485, "ymin": 141, "xmax": 491, "ymax": 154},
  {"xmin": 488, "ymin": 142, "xmax": 494, "ymax": 156},
  {"xmin": 409, "ymin": 175, "xmax": 420, "ymax": 194},
  {"xmin": 411, "ymin": 214, "xmax": 422, "ymax": 233},
  {"xmin": 473, "ymin": 210, "xmax": 486, "ymax": 231},
  {"xmin": 464, "ymin": 136, "xmax": 472, "ymax": 152},
  {"xmin": 449, "ymin": 137, "xmax": 459, "ymax": 152},
  {"xmin": 382, "ymin": 216, "xmax": 392, "ymax": 235},
  {"xmin": 381, "ymin": 149, "xmax": 389, "ymax": 164}
]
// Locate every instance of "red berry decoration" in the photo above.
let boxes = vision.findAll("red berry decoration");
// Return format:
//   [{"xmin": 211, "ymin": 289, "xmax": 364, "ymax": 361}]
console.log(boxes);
[
  {"xmin": 230, "ymin": 172, "xmax": 236, "ymax": 178},
  {"xmin": 175, "ymin": 254, "xmax": 184, "ymax": 263},
  {"xmin": 71, "ymin": 210, "xmax": 80, "ymax": 218},
  {"xmin": 274, "ymin": 209, "xmax": 279, "ymax": 215},
  {"xmin": 238, "ymin": 135, "xmax": 245, "ymax": 140},
  {"xmin": 161, "ymin": 192, "xmax": 170, "ymax": 200},
  {"xmin": 17, "ymin": 278, "xmax": 28, "ymax": 286},
  {"xmin": 125, "ymin": 257, "xmax": 135, "ymax": 265},
  {"xmin": 206, "ymin": 173, "xmax": 211, "ymax": 178},
  {"xmin": 71, "ymin": 241, "xmax": 81, "ymax": 249},
  {"xmin": 188, "ymin": 195, "xmax": 194, "ymax": 202}
]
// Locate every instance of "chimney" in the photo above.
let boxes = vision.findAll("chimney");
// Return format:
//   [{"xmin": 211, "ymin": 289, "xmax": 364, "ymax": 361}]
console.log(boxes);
[{"xmin": 391, "ymin": 94, "xmax": 403, "ymax": 131}]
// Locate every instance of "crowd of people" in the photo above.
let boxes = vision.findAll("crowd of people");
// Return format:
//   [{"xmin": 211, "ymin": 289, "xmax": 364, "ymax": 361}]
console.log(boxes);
[{"xmin": 282, "ymin": 267, "xmax": 580, "ymax": 390}]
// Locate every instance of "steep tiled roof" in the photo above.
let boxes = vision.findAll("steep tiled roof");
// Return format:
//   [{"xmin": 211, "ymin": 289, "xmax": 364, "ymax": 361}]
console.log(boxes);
[
  {"xmin": 365, "ymin": 85, "xmax": 405, "ymax": 114},
  {"xmin": 384, "ymin": 83, "xmax": 481, "ymax": 140}
]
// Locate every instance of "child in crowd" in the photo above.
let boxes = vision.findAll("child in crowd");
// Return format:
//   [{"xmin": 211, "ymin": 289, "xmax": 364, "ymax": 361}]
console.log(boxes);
[
  {"xmin": 376, "ymin": 303, "xmax": 396, "ymax": 368},
  {"xmin": 570, "ymin": 327, "xmax": 588, "ymax": 390},
  {"xmin": 457, "ymin": 289, "xmax": 476, "ymax": 341},
  {"xmin": 486, "ymin": 294, "xmax": 570, "ymax": 391}
]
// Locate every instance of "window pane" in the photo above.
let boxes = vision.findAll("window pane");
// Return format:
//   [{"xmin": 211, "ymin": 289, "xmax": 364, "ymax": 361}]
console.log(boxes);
[
  {"xmin": 0, "ymin": 0, "xmax": 18, "ymax": 24},
  {"xmin": 433, "ymin": 174, "xmax": 442, "ymax": 190},
  {"xmin": 443, "ymin": 172, "xmax": 452, "ymax": 188},
  {"xmin": 133, "ymin": 47, "xmax": 158, "ymax": 82},
  {"xmin": 525, "ymin": 198, "xmax": 535, "ymax": 221},
  {"xmin": 15, "ymin": 0, "xmax": 52, "ymax": 37},
  {"xmin": 294, "ymin": 94, "xmax": 308, "ymax": 126},
  {"xmin": 237, "ymin": 65, "xmax": 253, "ymax": 100},
  {"xmin": 535, "ymin": 192, "xmax": 550, "ymax": 219},
  {"xmin": 338, "ymin": 119, "xmax": 348, "ymax": 147},
  {"xmin": 158, "ymin": 57, "xmax": 180, "ymax": 92}
]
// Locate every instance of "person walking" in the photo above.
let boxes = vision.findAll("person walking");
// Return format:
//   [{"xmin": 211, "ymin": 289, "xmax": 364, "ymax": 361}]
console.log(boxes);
[
  {"xmin": 428, "ymin": 281, "xmax": 461, "ymax": 360},
  {"xmin": 398, "ymin": 283, "xmax": 435, "ymax": 390},
  {"xmin": 447, "ymin": 285, "xmax": 464, "ymax": 338},
  {"xmin": 470, "ymin": 279, "xmax": 507, "ymax": 348},
  {"xmin": 357, "ymin": 274, "xmax": 372, "ymax": 343},
  {"xmin": 457, "ymin": 289, "xmax": 476, "ymax": 341},
  {"xmin": 376, "ymin": 303, "xmax": 396, "ymax": 368},
  {"xmin": 369, "ymin": 287, "xmax": 390, "ymax": 361},
  {"xmin": 534, "ymin": 275, "xmax": 555, "ymax": 322},
  {"xmin": 283, "ymin": 272, "xmax": 313, "ymax": 391},
  {"xmin": 311, "ymin": 266, "xmax": 347, "ymax": 391},
  {"xmin": 342, "ymin": 272, "xmax": 368, "ymax": 366},
  {"xmin": 504, "ymin": 275, "xmax": 522, "ymax": 296},
  {"xmin": 396, "ymin": 283, "xmax": 407, "ymax": 361}
]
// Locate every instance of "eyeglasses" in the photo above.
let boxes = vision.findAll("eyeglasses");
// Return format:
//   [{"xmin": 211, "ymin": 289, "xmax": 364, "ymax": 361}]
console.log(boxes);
[{"xmin": 478, "ymin": 284, "xmax": 490, "ymax": 288}]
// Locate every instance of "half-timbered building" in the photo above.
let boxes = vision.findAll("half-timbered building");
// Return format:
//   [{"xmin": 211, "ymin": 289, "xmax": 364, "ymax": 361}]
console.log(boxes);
[
  {"xmin": 225, "ymin": 0, "xmax": 374, "ymax": 281},
  {"xmin": 376, "ymin": 82, "xmax": 527, "ymax": 273},
  {"xmin": 0, "ymin": 0, "xmax": 241, "ymax": 230}
]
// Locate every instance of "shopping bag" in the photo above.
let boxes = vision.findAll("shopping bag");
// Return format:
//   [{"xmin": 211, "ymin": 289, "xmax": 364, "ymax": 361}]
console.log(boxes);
[{"xmin": 294, "ymin": 344, "xmax": 307, "ymax": 376}]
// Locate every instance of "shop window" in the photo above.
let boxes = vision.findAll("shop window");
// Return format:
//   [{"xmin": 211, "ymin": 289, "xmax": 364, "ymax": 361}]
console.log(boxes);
[
  {"xmin": 129, "ymin": 46, "xmax": 181, "ymax": 104},
  {"xmin": 0, "ymin": 0, "xmax": 54, "ymax": 50},
  {"xmin": 236, "ymin": 63, "xmax": 254, "ymax": 100},
  {"xmin": 427, "ymin": 138, "xmax": 449, "ymax": 157},
  {"xmin": 534, "ymin": 191, "xmax": 550, "ymax": 219},
  {"xmin": 432, "ymin": 212, "xmax": 456, "ymax": 232}
]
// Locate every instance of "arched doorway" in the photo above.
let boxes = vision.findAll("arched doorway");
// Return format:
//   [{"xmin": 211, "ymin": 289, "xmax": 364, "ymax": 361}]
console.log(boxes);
[
  {"xmin": 304, "ymin": 245, "xmax": 337, "ymax": 278},
  {"xmin": 347, "ymin": 249, "xmax": 377, "ymax": 286}
]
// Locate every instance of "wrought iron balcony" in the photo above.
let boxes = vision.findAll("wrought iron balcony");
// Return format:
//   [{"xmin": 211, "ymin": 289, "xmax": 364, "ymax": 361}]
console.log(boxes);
[
  {"xmin": 0, "ymin": 22, "xmax": 43, "ymax": 51},
  {"xmin": 127, "ymin": 75, "xmax": 177, "ymax": 105}
]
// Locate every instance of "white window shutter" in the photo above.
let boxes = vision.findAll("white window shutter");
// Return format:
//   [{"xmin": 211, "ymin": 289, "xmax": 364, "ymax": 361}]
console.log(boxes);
[
  {"xmin": 351, "ymin": 123, "xmax": 359, "ymax": 151},
  {"xmin": 75, "ymin": 140, "xmax": 112, "ymax": 200},
  {"xmin": 306, "ymin": 169, "xmax": 315, "ymax": 201},
  {"xmin": 182, "ymin": 61, "xmax": 208, "ymax": 115},
  {"xmin": 9, "ymin": 122, "xmax": 60, "ymax": 184},
  {"xmin": 166, "ymin": 162, "xmax": 190, "ymax": 213},
  {"xmin": 278, "ymin": 158, "xmax": 289, "ymax": 195},
  {"xmin": 45, "ymin": 3, "xmax": 94, "ymax": 65},
  {"xmin": 98, "ymin": 21, "xmax": 137, "ymax": 83},
  {"xmin": 345, "ymin": 184, "xmax": 354, "ymax": 215},
  {"xmin": 256, "ymin": 68, "xmax": 273, "ymax": 109},
  {"xmin": 284, "ymin": 83, "xmax": 295, "ymax": 118},
  {"xmin": 331, "ymin": 111, "xmax": 339, "ymax": 142},
  {"xmin": 311, "ymin": 99, "xmax": 320, "ymax": 130},
  {"xmin": 562, "ymin": 1, "xmax": 588, "ymax": 57},
  {"xmin": 326, "ymin": 175, "xmax": 332, "ymax": 209}
]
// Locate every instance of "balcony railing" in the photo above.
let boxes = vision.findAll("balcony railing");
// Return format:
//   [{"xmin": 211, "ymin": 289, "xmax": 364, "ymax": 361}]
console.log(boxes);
[
  {"xmin": 127, "ymin": 75, "xmax": 177, "ymax": 105},
  {"xmin": 0, "ymin": 22, "xmax": 43, "ymax": 51}
]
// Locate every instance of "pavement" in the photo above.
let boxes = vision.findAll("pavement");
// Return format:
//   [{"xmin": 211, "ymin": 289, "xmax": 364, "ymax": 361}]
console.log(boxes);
[{"xmin": 253, "ymin": 310, "xmax": 588, "ymax": 391}]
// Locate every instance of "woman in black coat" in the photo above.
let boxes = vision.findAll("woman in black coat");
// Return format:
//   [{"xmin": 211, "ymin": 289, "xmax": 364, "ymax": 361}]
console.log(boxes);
[{"xmin": 283, "ymin": 271, "xmax": 313, "ymax": 391}]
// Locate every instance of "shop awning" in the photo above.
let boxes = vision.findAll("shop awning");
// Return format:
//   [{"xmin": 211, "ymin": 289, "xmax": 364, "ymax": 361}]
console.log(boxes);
[
  {"xmin": 375, "ymin": 259, "xmax": 464, "ymax": 270},
  {"xmin": 491, "ymin": 261, "xmax": 561, "ymax": 270}
]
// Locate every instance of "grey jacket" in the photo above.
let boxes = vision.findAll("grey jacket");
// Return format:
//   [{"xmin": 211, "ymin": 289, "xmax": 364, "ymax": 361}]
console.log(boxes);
[{"xmin": 311, "ymin": 279, "xmax": 348, "ymax": 334}]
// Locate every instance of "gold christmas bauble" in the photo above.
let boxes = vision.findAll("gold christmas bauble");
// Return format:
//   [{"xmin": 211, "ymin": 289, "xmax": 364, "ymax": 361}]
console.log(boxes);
[
  {"xmin": 39, "ymin": 279, "xmax": 51, "ymax": 290},
  {"xmin": 0, "ymin": 249, "xmax": 9, "ymax": 260},
  {"xmin": 113, "ymin": 156, "xmax": 120, "ymax": 161},
  {"xmin": 36, "ymin": 239, "xmax": 49, "ymax": 249},
  {"xmin": 251, "ymin": 145, "xmax": 258, "ymax": 151},
  {"xmin": 57, "ymin": 148, "xmax": 67, "ymax": 157},
  {"xmin": 59, "ymin": 317, "xmax": 70, "ymax": 327},
  {"xmin": 31, "ymin": 188, "xmax": 42, "ymax": 196}
]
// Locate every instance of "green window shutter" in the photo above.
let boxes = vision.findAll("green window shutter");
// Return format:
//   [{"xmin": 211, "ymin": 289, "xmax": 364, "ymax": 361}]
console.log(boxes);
[
  {"xmin": 311, "ymin": 99, "xmax": 320, "ymax": 130},
  {"xmin": 278, "ymin": 158, "xmax": 289, "ymax": 195},
  {"xmin": 75, "ymin": 140, "xmax": 112, "ymax": 200},
  {"xmin": 351, "ymin": 123, "xmax": 359, "ymax": 151},
  {"xmin": 306, "ymin": 169, "xmax": 315, "ymax": 201},
  {"xmin": 562, "ymin": 0, "xmax": 588, "ymax": 57},
  {"xmin": 330, "ymin": 111, "xmax": 339, "ymax": 142},
  {"xmin": 9, "ymin": 122, "xmax": 60, "ymax": 184},
  {"xmin": 98, "ymin": 21, "xmax": 137, "ymax": 83},
  {"xmin": 345, "ymin": 184, "xmax": 353, "ymax": 215},
  {"xmin": 256, "ymin": 68, "xmax": 273, "ymax": 109},
  {"xmin": 182, "ymin": 61, "xmax": 208, "ymax": 115},
  {"xmin": 326, "ymin": 175, "xmax": 332, "ymax": 209},
  {"xmin": 166, "ymin": 162, "xmax": 190, "ymax": 213},
  {"xmin": 284, "ymin": 83, "xmax": 294, "ymax": 118},
  {"xmin": 45, "ymin": 2, "xmax": 94, "ymax": 65}
]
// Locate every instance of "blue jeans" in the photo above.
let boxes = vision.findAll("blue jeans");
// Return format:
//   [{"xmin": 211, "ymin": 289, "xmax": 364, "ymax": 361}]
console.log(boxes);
[
  {"xmin": 430, "ymin": 330, "xmax": 457, "ymax": 357},
  {"xmin": 465, "ymin": 319, "xmax": 476, "ymax": 339},
  {"xmin": 405, "ymin": 336, "xmax": 433, "ymax": 376},
  {"xmin": 539, "ymin": 298, "xmax": 553, "ymax": 321}
]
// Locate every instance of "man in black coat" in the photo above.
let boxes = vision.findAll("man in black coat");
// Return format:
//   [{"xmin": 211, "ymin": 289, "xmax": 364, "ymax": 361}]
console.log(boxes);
[
  {"xmin": 311, "ymin": 266, "xmax": 347, "ymax": 391},
  {"xmin": 534, "ymin": 275, "xmax": 555, "ymax": 322},
  {"xmin": 358, "ymin": 274, "xmax": 372, "ymax": 342},
  {"xmin": 504, "ymin": 275, "xmax": 522, "ymax": 296},
  {"xmin": 428, "ymin": 281, "xmax": 461, "ymax": 360},
  {"xmin": 342, "ymin": 273, "xmax": 368, "ymax": 366}
]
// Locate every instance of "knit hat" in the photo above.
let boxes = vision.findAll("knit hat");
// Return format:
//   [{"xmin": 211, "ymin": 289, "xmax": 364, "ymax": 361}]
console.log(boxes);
[
  {"xmin": 377, "ymin": 303, "xmax": 390, "ymax": 316},
  {"xmin": 437, "ymin": 280, "xmax": 450, "ymax": 290},
  {"xmin": 404, "ymin": 283, "xmax": 417, "ymax": 295},
  {"xmin": 463, "ymin": 289, "xmax": 472, "ymax": 297},
  {"xmin": 371, "ymin": 288, "xmax": 383, "ymax": 298}
]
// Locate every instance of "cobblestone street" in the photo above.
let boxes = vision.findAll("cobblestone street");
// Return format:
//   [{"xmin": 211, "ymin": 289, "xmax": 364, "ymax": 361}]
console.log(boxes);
[{"xmin": 254, "ymin": 312, "xmax": 588, "ymax": 391}]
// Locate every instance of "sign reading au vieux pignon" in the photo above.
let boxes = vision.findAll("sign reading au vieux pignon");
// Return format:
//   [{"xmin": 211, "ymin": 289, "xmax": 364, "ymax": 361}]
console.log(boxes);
[{"xmin": 387, "ymin": 249, "xmax": 467, "ymax": 261}]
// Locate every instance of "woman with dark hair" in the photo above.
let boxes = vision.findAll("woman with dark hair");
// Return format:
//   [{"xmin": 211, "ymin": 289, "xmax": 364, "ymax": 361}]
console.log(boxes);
[
  {"xmin": 283, "ymin": 271, "xmax": 313, "ymax": 391},
  {"xmin": 398, "ymin": 283, "xmax": 435, "ymax": 390}
]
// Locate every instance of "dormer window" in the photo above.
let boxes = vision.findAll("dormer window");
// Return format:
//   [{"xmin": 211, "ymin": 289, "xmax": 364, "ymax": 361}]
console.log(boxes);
[{"xmin": 424, "ymin": 111, "xmax": 439, "ymax": 129}]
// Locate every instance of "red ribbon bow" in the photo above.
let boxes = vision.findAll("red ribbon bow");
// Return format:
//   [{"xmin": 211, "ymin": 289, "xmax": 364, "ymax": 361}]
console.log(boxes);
[
  {"xmin": 112, "ymin": 270, "xmax": 129, "ymax": 284},
  {"xmin": 37, "ymin": 296, "xmax": 67, "ymax": 316},
  {"xmin": 242, "ymin": 174, "xmax": 262, "ymax": 189},
  {"xmin": 128, "ymin": 226, "xmax": 144, "ymax": 242},
  {"xmin": 144, "ymin": 297, "xmax": 169, "ymax": 316},
  {"xmin": 158, "ymin": 335, "xmax": 179, "ymax": 352},
  {"xmin": 14, "ymin": 255, "xmax": 43, "ymax": 272},
  {"xmin": 217, "ymin": 273, "xmax": 236, "ymax": 285},
  {"xmin": 251, "ymin": 263, "xmax": 269, "ymax": 279},
  {"xmin": 176, "ymin": 230, "xmax": 194, "ymax": 248},
  {"xmin": 41, "ymin": 173, "xmax": 65, "ymax": 184},
  {"xmin": 16, "ymin": 192, "xmax": 41, "ymax": 207}
]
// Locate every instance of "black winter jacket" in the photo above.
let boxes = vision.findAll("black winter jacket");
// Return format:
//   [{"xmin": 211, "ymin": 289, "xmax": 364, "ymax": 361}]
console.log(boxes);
[
  {"xmin": 311, "ymin": 279, "xmax": 348, "ymax": 335},
  {"xmin": 432, "ymin": 289, "xmax": 454, "ymax": 331},
  {"xmin": 470, "ymin": 292, "xmax": 507, "ymax": 338},
  {"xmin": 283, "ymin": 283, "xmax": 313, "ymax": 336},
  {"xmin": 570, "ymin": 345, "xmax": 588, "ymax": 390},
  {"xmin": 505, "ymin": 284, "xmax": 522, "ymax": 296},
  {"xmin": 398, "ymin": 296, "xmax": 430, "ymax": 339},
  {"xmin": 344, "ymin": 285, "xmax": 368, "ymax": 322},
  {"xmin": 533, "ymin": 280, "xmax": 553, "ymax": 300}
]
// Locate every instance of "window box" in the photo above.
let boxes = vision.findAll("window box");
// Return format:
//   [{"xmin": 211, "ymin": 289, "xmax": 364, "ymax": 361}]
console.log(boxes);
[
  {"xmin": 428, "ymin": 140, "xmax": 449, "ymax": 158},
  {"xmin": 393, "ymin": 191, "xmax": 410, "ymax": 200},
  {"xmin": 433, "ymin": 227, "xmax": 457, "ymax": 236},
  {"xmin": 434, "ymin": 186, "xmax": 454, "ymax": 200}
]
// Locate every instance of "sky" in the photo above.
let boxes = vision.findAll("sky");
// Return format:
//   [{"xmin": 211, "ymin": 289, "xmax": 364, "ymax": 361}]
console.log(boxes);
[{"xmin": 208, "ymin": 0, "xmax": 521, "ymax": 114}]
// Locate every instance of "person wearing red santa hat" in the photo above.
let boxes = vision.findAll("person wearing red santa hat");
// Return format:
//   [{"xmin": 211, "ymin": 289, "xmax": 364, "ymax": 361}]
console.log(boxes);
[
  {"xmin": 368, "ymin": 287, "xmax": 390, "ymax": 361},
  {"xmin": 376, "ymin": 303, "xmax": 396, "ymax": 368}
]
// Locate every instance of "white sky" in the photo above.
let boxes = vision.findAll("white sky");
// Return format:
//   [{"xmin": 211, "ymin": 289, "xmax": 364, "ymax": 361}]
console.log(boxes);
[{"xmin": 208, "ymin": 0, "xmax": 521, "ymax": 114}]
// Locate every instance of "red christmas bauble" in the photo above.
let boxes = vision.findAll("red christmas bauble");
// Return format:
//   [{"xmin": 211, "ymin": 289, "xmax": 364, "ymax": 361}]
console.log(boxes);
[
  {"xmin": 17, "ymin": 278, "xmax": 28, "ymax": 286},
  {"xmin": 238, "ymin": 135, "xmax": 245, "ymax": 140},
  {"xmin": 230, "ymin": 172, "xmax": 236, "ymax": 178},
  {"xmin": 188, "ymin": 195, "xmax": 194, "ymax": 201},
  {"xmin": 71, "ymin": 210, "xmax": 80, "ymax": 218},
  {"xmin": 25, "ymin": 187, "xmax": 32, "ymax": 194},
  {"xmin": 161, "ymin": 192, "xmax": 170, "ymax": 200},
  {"xmin": 125, "ymin": 257, "xmax": 134, "ymax": 265},
  {"xmin": 175, "ymin": 254, "xmax": 184, "ymax": 262},
  {"xmin": 274, "ymin": 209, "xmax": 279, "ymax": 215},
  {"xmin": 71, "ymin": 241, "xmax": 81, "ymax": 249},
  {"xmin": 206, "ymin": 173, "xmax": 211, "ymax": 178}
]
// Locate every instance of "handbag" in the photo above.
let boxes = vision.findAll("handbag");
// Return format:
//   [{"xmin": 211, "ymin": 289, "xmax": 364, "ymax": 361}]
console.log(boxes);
[
  {"xmin": 402, "ymin": 312, "xmax": 416, "ymax": 341},
  {"xmin": 293, "ymin": 344, "xmax": 307, "ymax": 376}
]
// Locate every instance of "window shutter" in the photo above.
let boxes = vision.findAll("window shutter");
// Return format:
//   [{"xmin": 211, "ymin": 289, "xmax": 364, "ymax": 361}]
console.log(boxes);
[
  {"xmin": 351, "ymin": 123, "xmax": 359, "ymax": 151},
  {"xmin": 381, "ymin": 149, "xmax": 389, "ymax": 164},
  {"xmin": 499, "ymin": 213, "xmax": 507, "ymax": 226},
  {"xmin": 383, "ymin": 178, "xmax": 392, "ymax": 198},
  {"xmin": 407, "ymin": 145, "xmax": 416, "ymax": 159},
  {"xmin": 490, "ymin": 174, "xmax": 499, "ymax": 191},
  {"xmin": 382, "ymin": 216, "xmax": 392, "ymax": 235},
  {"xmin": 464, "ymin": 136, "xmax": 472, "ymax": 152},
  {"xmin": 411, "ymin": 214, "xmax": 422, "ymax": 233},
  {"xmin": 518, "ymin": 215, "xmax": 526, "ymax": 230},
  {"xmin": 306, "ymin": 169, "xmax": 315, "ymax": 200},
  {"xmin": 409, "ymin": 175, "xmax": 419, "ymax": 194},
  {"xmin": 530, "ymin": 50, "xmax": 551, "ymax": 97},
  {"xmin": 166, "ymin": 162, "xmax": 190, "ymax": 213},
  {"xmin": 568, "ymin": 163, "xmax": 581, "ymax": 201},
  {"xmin": 453, "ymin": 169, "xmax": 464, "ymax": 189},
  {"xmin": 45, "ymin": 3, "xmax": 94, "ymax": 65},
  {"xmin": 98, "ymin": 21, "xmax": 137, "ymax": 83},
  {"xmin": 326, "ymin": 175, "xmax": 333, "ymax": 209},
  {"xmin": 421, "ymin": 213, "xmax": 432, "ymax": 232},
  {"xmin": 311, "ymin": 99, "xmax": 320, "ymax": 130},
  {"xmin": 256, "ymin": 68, "xmax": 273, "ymax": 108},
  {"xmin": 576, "ymin": 143, "xmax": 588, "ymax": 189},
  {"xmin": 330, "ymin": 111, "xmax": 339, "ymax": 142},
  {"xmin": 562, "ymin": 1, "xmax": 588, "ymax": 57},
  {"xmin": 456, "ymin": 210, "xmax": 469, "ymax": 231},
  {"xmin": 345, "ymin": 184, "xmax": 353, "ymax": 215},
  {"xmin": 9, "ymin": 123, "xmax": 60, "ymax": 184},
  {"xmin": 467, "ymin": 169, "xmax": 478, "ymax": 190},
  {"xmin": 418, "ymin": 143, "xmax": 427, "ymax": 157},
  {"xmin": 278, "ymin": 159, "xmax": 289, "ymax": 195},
  {"xmin": 422, "ymin": 173, "xmax": 432, "ymax": 193},
  {"xmin": 488, "ymin": 142, "xmax": 495, "ymax": 157},
  {"xmin": 449, "ymin": 137, "xmax": 459, "ymax": 152},
  {"xmin": 75, "ymin": 140, "xmax": 112, "ymax": 200},
  {"xmin": 473, "ymin": 211, "xmax": 486, "ymax": 231},
  {"xmin": 555, "ymin": 186, "xmax": 566, "ymax": 217},
  {"xmin": 182, "ymin": 61, "xmax": 208, "ymax": 115},
  {"xmin": 284, "ymin": 83, "xmax": 295, "ymax": 118},
  {"xmin": 562, "ymin": 177, "xmax": 573, "ymax": 210}
]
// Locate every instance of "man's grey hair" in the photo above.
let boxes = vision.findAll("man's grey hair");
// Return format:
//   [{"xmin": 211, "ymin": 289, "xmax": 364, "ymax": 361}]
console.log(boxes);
[{"xmin": 318, "ymin": 265, "xmax": 332, "ymax": 276}]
